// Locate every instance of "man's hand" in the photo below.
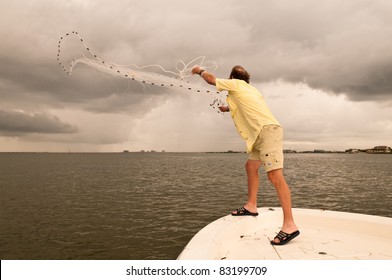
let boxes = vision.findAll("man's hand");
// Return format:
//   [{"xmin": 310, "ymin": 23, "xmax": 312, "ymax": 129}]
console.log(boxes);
[
  {"xmin": 218, "ymin": 105, "xmax": 229, "ymax": 112},
  {"xmin": 192, "ymin": 65, "xmax": 203, "ymax": 75},
  {"xmin": 192, "ymin": 65, "xmax": 216, "ymax": 85}
]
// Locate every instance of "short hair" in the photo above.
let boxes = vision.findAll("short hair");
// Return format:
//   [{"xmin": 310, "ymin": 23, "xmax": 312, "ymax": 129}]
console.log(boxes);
[{"xmin": 229, "ymin": 65, "xmax": 250, "ymax": 83}]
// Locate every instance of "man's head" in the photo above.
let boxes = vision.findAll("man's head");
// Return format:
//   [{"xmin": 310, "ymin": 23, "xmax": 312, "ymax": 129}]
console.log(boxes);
[{"xmin": 229, "ymin": 65, "xmax": 250, "ymax": 83}]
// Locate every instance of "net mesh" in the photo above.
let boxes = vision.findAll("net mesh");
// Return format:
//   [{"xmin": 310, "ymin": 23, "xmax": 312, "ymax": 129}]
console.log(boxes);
[{"xmin": 57, "ymin": 31, "xmax": 226, "ymax": 111}]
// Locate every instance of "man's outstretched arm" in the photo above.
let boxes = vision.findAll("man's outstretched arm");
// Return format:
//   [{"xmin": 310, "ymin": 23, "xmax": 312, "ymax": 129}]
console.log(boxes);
[
  {"xmin": 192, "ymin": 65, "xmax": 228, "ymax": 112},
  {"xmin": 192, "ymin": 65, "xmax": 216, "ymax": 85}
]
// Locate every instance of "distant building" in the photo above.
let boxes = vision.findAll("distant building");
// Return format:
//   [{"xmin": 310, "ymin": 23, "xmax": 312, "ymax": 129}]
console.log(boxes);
[{"xmin": 367, "ymin": 146, "xmax": 392, "ymax": 154}]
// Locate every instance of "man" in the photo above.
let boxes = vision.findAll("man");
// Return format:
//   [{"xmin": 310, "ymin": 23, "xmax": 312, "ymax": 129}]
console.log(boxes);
[{"xmin": 192, "ymin": 65, "xmax": 299, "ymax": 245}]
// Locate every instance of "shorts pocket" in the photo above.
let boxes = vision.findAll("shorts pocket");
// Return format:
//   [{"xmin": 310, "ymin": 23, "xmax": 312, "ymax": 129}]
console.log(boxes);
[{"xmin": 260, "ymin": 151, "xmax": 283, "ymax": 171}]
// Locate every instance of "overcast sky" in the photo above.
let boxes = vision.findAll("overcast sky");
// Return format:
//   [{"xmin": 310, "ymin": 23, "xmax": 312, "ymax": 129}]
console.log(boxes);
[{"xmin": 1, "ymin": 0, "xmax": 391, "ymax": 152}]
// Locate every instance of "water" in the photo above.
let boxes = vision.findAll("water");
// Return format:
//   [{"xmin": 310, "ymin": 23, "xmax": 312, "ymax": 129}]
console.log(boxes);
[{"xmin": 0, "ymin": 152, "xmax": 391, "ymax": 259}]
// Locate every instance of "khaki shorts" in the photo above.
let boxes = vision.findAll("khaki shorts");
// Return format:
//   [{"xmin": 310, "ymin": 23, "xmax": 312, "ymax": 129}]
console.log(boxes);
[{"xmin": 249, "ymin": 125, "xmax": 284, "ymax": 172}]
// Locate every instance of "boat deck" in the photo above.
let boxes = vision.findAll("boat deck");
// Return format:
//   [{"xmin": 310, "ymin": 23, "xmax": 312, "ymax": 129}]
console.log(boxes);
[{"xmin": 178, "ymin": 208, "xmax": 392, "ymax": 260}]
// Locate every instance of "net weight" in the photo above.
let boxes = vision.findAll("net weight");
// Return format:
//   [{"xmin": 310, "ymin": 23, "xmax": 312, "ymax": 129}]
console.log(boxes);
[{"xmin": 219, "ymin": 266, "xmax": 267, "ymax": 276}]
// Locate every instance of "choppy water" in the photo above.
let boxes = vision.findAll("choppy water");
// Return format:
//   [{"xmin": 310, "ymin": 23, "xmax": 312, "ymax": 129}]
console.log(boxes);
[{"xmin": 0, "ymin": 152, "xmax": 391, "ymax": 259}]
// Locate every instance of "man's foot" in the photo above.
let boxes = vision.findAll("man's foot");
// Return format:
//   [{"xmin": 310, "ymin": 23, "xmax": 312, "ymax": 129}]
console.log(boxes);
[
  {"xmin": 270, "ymin": 230, "xmax": 300, "ymax": 246},
  {"xmin": 231, "ymin": 206, "xmax": 258, "ymax": 216}
]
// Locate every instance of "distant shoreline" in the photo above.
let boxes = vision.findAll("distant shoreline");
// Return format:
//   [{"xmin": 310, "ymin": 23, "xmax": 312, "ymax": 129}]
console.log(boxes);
[{"xmin": 1, "ymin": 147, "xmax": 391, "ymax": 155}]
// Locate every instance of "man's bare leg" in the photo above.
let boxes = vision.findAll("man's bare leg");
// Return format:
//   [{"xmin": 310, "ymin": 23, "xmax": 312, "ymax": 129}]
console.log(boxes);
[
  {"xmin": 267, "ymin": 168, "xmax": 298, "ymax": 243},
  {"xmin": 232, "ymin": 159, "xmax": 261, "ymax": 214}
]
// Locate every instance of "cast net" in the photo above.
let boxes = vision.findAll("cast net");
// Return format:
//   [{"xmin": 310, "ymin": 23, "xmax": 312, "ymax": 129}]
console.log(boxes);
[{"xmin": 57, "ymin": 31, "xmax": 226, "ymax": 111}]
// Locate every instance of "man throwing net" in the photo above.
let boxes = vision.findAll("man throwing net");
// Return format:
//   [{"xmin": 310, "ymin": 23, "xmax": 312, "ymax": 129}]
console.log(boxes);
[{"xmin": 192, "ymin": 65, "xmax": 299, "ymax": 246}]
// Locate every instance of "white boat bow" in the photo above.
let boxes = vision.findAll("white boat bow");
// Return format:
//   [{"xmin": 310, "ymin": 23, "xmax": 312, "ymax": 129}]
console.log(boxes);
[{"xmin": 178, "ymin": 208, "xmax": 392, "ymax": 260}]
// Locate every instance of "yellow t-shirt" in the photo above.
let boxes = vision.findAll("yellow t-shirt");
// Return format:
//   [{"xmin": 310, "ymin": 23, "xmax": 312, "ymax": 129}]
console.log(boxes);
[{"xmin": 216, "ymin": 78, "xmax": 280, "ymax": 153}]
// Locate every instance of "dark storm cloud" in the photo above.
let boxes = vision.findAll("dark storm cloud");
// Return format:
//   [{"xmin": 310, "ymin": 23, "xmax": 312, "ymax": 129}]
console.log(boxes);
[
  {"xmin": 0, "ymin": 110, "xmax": 78, "ymax": 135},
  {"xmin": 229, "ymin": 0, "xmax": 392, "ymax": 102}
]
